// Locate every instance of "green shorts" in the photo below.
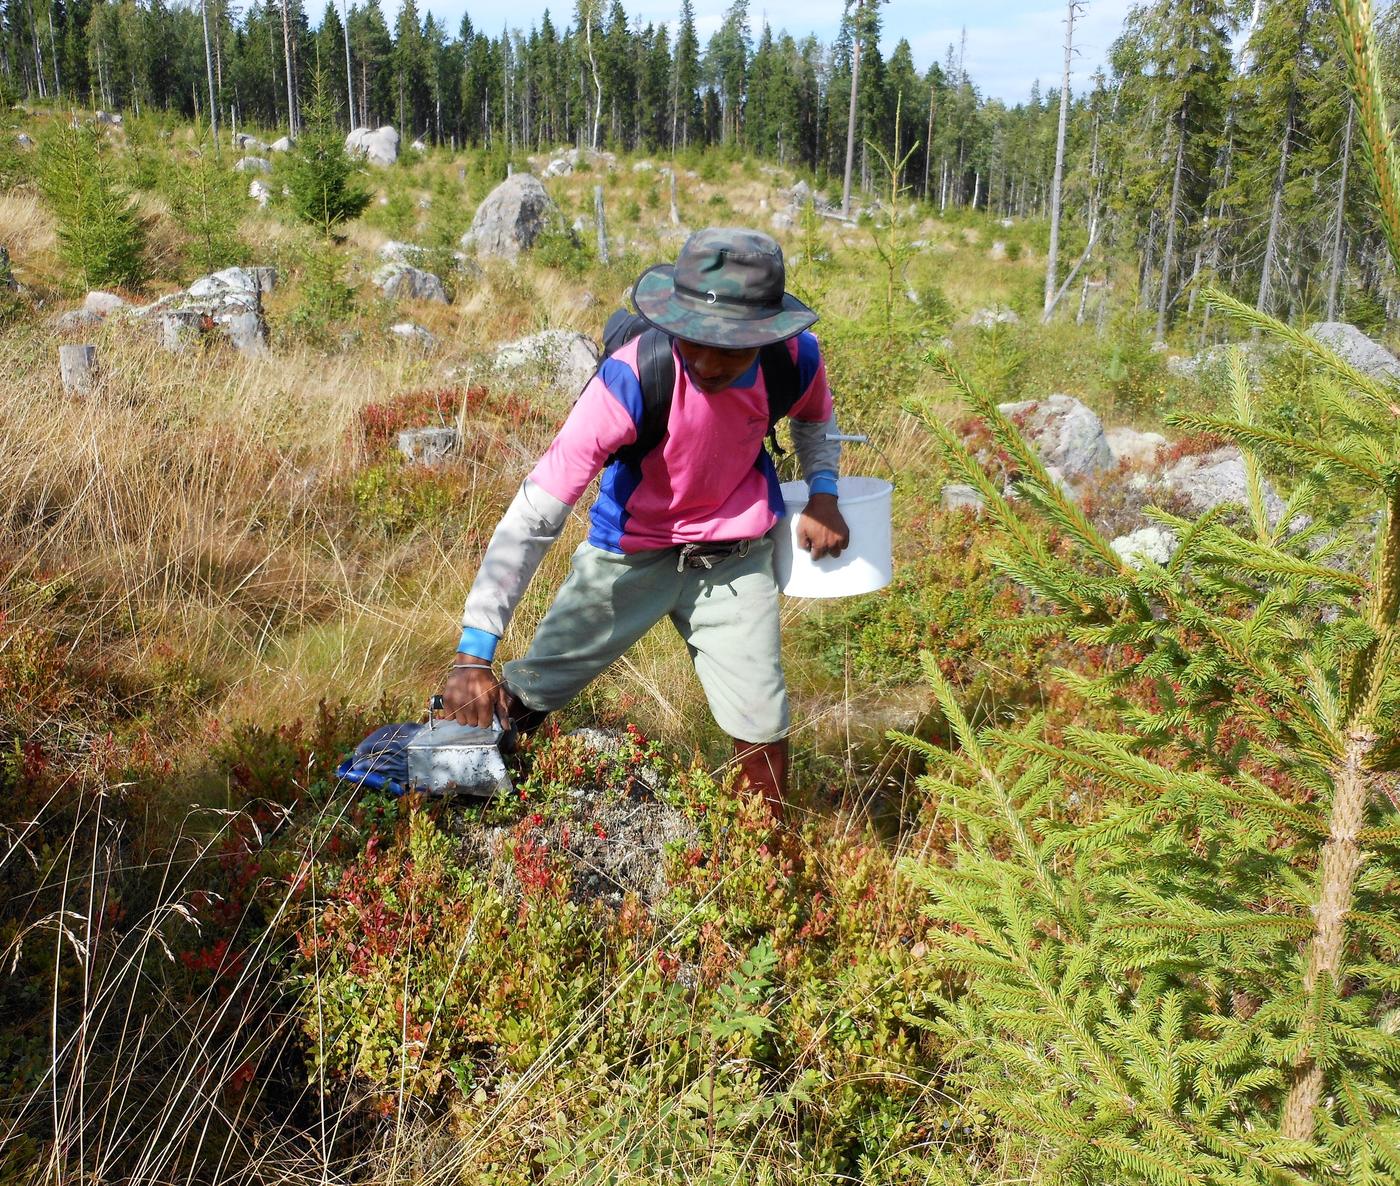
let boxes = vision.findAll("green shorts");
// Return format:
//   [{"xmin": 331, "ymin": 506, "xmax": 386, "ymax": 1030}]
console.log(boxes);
[{"xmin": 502, "ymin": 537, "xmax": 789, "ymax": 743}]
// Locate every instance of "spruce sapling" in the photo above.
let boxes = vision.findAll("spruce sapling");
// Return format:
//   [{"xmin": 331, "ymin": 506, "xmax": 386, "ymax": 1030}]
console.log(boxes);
[
  {"xmin": 36, "ymin": 120, "xmax": 147, "ymax": 291},
  {"xmin": 899, "ymin": 1, "xmax": 1400, "ymax": 1177},
  {"xmin": 281, "ymin": 65, "xmax": 369, "ymax": 237},
  {"xmin": 164, "ymin": 122, "xmax": 247, "ymax": 273}
]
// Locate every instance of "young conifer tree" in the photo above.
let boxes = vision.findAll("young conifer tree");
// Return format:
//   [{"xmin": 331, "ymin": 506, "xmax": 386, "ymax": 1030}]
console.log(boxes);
[
  {"xmin": 36, "ymin": 121, "xmax": 146, "ymax": 290},
  {"xmin": 282, "ymin": 64, "xmax": 369, "ymax": 236},
  {"xmin": 165, "ymin": 122, "xmax": 246, "ymax": 273},
  {"xmin": 902, "ymin": 1, "xmax": 1400, "ymax": 1180}
]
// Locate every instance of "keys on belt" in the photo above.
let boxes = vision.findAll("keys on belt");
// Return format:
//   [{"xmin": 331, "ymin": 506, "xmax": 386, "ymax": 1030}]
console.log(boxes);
[{"xmin": 676, "ymin": 539, "xmax": 751, "ymax": 571}]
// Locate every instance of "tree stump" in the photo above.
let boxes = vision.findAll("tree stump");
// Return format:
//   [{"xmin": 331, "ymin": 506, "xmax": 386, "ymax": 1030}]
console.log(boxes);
[{"xmin": 59, "ymin": 344, "xmax": 98, "ymax": 394}]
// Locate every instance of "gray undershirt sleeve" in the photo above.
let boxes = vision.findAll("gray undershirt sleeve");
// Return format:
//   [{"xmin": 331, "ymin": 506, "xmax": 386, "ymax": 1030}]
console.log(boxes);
[
  {"xmin": 462, "ymin": 478, "xmax": 573, "ymax": 639},
  {"xmin": 789, "ymin": 412, "xmax": 842, "ymax": 483}
]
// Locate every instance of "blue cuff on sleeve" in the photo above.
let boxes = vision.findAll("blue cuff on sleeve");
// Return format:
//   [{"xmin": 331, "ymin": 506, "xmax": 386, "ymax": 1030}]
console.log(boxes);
[
  {"xmin": 808, "ymin": 470, "xmax": 839, "ymax": 497},
  {"xmin": 457, "ymin": 628, "xmax": 499, "ymax": 661}
]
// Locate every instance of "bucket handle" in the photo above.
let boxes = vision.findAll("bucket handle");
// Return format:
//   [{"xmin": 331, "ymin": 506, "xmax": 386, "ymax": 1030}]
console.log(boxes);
[{"xmin": 825, "ymin": 432, "xmax": 899, "ymax": 486}]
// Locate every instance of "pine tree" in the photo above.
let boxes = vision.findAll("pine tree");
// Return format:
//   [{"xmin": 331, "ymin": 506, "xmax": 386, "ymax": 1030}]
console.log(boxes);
[
  {"xmin": 902, "ymin": 3, "xmax": 1400, "ymax": 1177},
  {"xmin": 36, "ymin": 119, "xmax": 145, "ymax": 290},
  {"xmin": 281, "ymin": 64, "xmax": 369, "ymax": 235}
]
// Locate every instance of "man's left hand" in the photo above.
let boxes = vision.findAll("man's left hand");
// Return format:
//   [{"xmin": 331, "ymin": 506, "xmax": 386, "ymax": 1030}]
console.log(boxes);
[{"xmin": 797, "ymin": 492, "xmax": 850, "ymax": 560}]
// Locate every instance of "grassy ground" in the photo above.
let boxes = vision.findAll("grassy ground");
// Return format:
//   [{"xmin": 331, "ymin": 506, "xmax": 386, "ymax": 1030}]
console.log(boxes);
[{"xmin": 1, "ymin": 106, "xmax": 1231, "ymax": 1183}]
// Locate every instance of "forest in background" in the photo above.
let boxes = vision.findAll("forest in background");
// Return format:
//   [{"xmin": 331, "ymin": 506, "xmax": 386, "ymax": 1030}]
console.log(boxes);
[{"xmin": 6, "ymin": 0, "xmax": 1400, "ymax": 337}]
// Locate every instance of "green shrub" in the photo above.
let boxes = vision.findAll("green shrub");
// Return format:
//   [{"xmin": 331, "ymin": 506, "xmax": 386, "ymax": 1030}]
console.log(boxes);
[
  {"xmin": 535, "ymin": 224, "xmax": 592, "ymax": 277},
  {"xmin": 36, "ymin": 121, "xmax": 147, "ymax": 290},
  {"xmin": 281, "ymin": 66, "xmax": 370, "ymax": 236},
  {"xmin": 284, "ymin": 242, "xmax": 357, "ymax": 344},
  {"xmin": 163, "ymin": 125, "xmax": 247, "ymax": 272}
]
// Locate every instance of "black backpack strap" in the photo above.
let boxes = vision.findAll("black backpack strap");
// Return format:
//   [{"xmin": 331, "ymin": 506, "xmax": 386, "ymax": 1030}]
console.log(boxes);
[
  {"xmin": 608, "ymin": 329, "xmax": 675, "ymax": 469},
  {"xmin": 757, "ymin": 339, "xmax": 804, "ymax": 457}
]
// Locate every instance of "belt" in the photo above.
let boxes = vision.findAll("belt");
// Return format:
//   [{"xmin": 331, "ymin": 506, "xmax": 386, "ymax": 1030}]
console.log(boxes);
[{"xmin": 676, "ymin": 539, "xmax": 751, "ymax": 571}]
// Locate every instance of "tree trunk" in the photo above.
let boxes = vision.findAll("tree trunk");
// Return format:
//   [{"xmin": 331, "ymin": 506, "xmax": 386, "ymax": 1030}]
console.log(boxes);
[
  {"xmin": 1156, "ymin": 106, "xmax": 1187, "ymax": 340},
  {"xmin": 1043, "ymin": 0, "xmax": 1077, "ymax": 318},
  {"xmin": 343, "ymin": 0, "xmax": 355, "ymax": 129},
  {"xmin": 200, "ymin": 0, "xmax": 219, "ymax": 141},
  {"xmin": 1326, "ymin": 101, "xmax": 1355, "ymax": 321},
  {"xmin": 280, "ymin": 0, "xmax": 298, "ymax": 137},
  {"xmin": 923, "ymin": 85, "xmax": 936, "ymax": 200},
  {"xmin": 841, "ymin": 23, "xmax": 861, "ymax": 218},
  {"xmin": 1257, "ymin": 7, "xmax": 1308, "ymax": 316}
]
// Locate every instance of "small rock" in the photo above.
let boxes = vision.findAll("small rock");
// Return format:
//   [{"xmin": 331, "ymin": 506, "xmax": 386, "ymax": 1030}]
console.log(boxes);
[
  {"xmin": 941, "ymin": 483, "xmax": 986, "ymax": 514},
  {"xmin": 398, "ymin": 426, "xmax": 459, "ymax": 466},
  {"xmin": 233, "ymin": 133, "xmax": 266, "ymax": 151},
  {"xmin": 390, "ymin": 322, "xmax": 437, "ymax": 349},
  {"xmin": 770, "ymin": 210, "xmax": 795, "ymax": 232},
  {"xmin": 16, "ymin": 132, "xmax": 34, "ymax": 148},
  {"xmin": 997, "ymin": 394, "xmax": 1113, "ymax": 479},
  {"xmin": 373, "ymin": 263, "xmax": 448, "ymax": 303},
  {"xmin": 95, "ymin": 110, "xmax": 122, "ymax": 127},
  {"xmin": 989, "ymin": 240, "xmax": 1007, "ymax": 260},
  {"xmin": 970, "ymin": 306, "xmax": 1021, "ymax": 329},
  {"xmin": 378, "ymin": 240, "xmax": 427, "ymax": 265},
  {"xmin": 1105, "ymin": 426, "xmax": 1167, "ymax": 467},
  {"xmin": 233, "ymin": 156, "xmax": 271, "ymax": 174},
  {"xmin": 345, "ymin": 125, "xmax": 399, "ymax": 167},
  {"xmin": 998, "ymin": 217, "xmax": 1014, "ymax": 228},
  {"xmin": 789, "ymin": 179, "xmax": 812, "ymax": 207},
  {"xmin": 410, "ymin": 138, "xmax": 427, "ymax": 152},
  {"xmin": 1306, "ymin": 321, "xmax": 1400, "ymax": 381},
  {"xmin": 249, "ymin": 178, "xmax": 270, "ymax": 207},
  {"xmin": 632, "ymin": 160, "xmax": 653, "ymax": 172},
  {"xmin": 544, "ymin": 156, "xmax": 573, "ymax": 177},
  {"xmin": 270, "ymin": 135, "xmax": 294, "ymax": 153},
  {"xmin": 1111, "ymin": 525, "xmax": 1178, "ymax": 570},
  {"xmin": 83, "ymin": 291, "xmax": 128, "ymax": 317},
  {"xmin": 54, "ymin": 309, "xmax": 102, "ymax": 332},
  {"xmin": 494, "ymin": 329, "xmax": 600, "ymax": 403}
]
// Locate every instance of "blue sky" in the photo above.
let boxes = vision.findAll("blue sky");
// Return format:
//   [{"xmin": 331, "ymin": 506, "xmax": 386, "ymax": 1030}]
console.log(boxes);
[{"xmin": 402, "ymin": 0, "xmax": 1138, "ymax": 104}]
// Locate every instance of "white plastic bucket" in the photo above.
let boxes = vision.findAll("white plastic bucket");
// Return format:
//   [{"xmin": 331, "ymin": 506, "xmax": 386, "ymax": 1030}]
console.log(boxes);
[{"xmin": 772, "ymin": 476, "xmax": 893, "ymax": 598}]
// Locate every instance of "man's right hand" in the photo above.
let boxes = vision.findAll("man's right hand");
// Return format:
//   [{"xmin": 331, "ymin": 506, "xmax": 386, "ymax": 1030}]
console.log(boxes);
[{"xmin": 438, "ymin": 653, "xmax": 513, "ymax": 730}]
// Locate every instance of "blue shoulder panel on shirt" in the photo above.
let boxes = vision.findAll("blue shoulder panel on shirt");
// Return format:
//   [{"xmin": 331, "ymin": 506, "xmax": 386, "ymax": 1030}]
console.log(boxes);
[
  {"xmin": 589, "ymin": 459, "xmax": 643, "ymax": 552},
  {"xmin": 599, "ymin": 357, "xmax": 646, "ymax": 426},
  {"xmin": 795, "ymin": 332, "xmax": 821, "ymax": 395}
]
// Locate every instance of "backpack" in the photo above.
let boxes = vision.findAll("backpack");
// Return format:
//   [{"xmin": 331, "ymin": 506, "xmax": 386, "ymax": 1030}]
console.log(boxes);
[{"xmin": 599, "ymin": 308, "xmax": 804, "ymax": 469}]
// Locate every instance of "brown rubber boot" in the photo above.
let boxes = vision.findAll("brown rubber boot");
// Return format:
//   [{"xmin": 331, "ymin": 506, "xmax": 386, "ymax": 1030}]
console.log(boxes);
[{"xmin": 732, "ymin": 737, "xmax": 789, "ymax": 823}]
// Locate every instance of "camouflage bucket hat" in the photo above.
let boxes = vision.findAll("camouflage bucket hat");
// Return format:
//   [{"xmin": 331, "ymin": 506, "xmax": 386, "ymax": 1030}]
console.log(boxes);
[{"xmin": 632, "ymin": 227, "xmax": 818, "ymax": 349}]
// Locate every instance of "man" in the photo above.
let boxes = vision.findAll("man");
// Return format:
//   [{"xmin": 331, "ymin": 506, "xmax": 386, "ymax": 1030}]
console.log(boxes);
[{"xmin": 439, "ymin": 228, "xmax": 849, "ymax": 819}]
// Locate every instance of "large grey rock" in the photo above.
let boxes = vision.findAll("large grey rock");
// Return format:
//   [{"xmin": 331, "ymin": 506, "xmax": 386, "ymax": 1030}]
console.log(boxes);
[
  {"xmin": 1106, "ymin": 426, "xmax": 1167, "ymax": 467},
  {"xmin": 1307, "ymin": 321, "xmax": 1400, "ymax": 381},
  {"xmin": 270, "ymin": 135, "xmax": 293, "ymax": 153},
  {"xmin": 378, "ymin": 240, "xmax": 428, "ymax": 265},
  {"xmin": 1160, "ymin": 446, "xmax": 1285, "ymax": 522},
  {"xmin": 493, "ymin": 330, "xmax": 600, "ymax": 402},
  {"xmin": 233, "ymin": 133, "xmax": 266, "ymax": 151},
  {"xmin": 398, "ymin": 427, "xmax": 459, "ymax": 466},
  {"xmin": 1111, "ymin": 526, "xmax": 1178, "ymax": 570},
  {"xmin": 544, "ymin": 156, "xmax": 573, "ymax": 177},
  {"xmin": 234, "ymin": 155, "xmax": 271, "ymax": 174},
  {"xmin": 373, "ymin": 263, "xmax": 448, "ymax": 303},
  {"xmin": 1165, "ymin": 342, "xmax": 1263, "ymax": 382},
  {"xmin": 249, "ymin": 178, "xmax": 270, "ymax": 207},
  {"xmin": 770, "ymin": 210, "xmax": 795, "ymax": 232},
  {"xmin": 135, "ymin": 266, "xmax": 276, "ymax": 356},
  {"xmin": 789, "ymin": 179, "xmax": 812, "ymax": 208},
  {"xmin": 345, "ymin": 125, "xmax": 399, "ymax": 167},
  {"xmin": 464, "ymin": 173, "xmax": 559, "ymax": 259},
  {"xmin": 998, "ymin": 394, "xmax": 1113, "ymax": 480}
]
